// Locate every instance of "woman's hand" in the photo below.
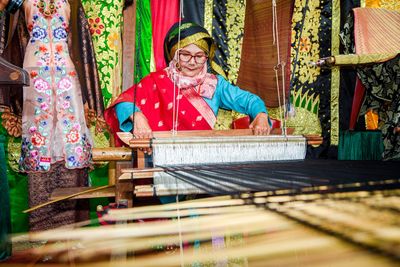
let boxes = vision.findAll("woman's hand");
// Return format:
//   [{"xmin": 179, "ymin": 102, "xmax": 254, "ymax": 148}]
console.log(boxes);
[
  {"xmin": 250, "ymin": 113, "xmax": 271, "ymax": 135},
  {"xmin": 131, "ymin": 112, "xmax": 153, "ymax": 154},
  {"xmin": 132, "ymin": 112, "xmax": 152, "ymax": 139}
]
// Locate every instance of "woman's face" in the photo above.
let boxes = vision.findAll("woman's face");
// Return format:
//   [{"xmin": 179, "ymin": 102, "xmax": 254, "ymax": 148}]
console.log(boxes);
[{"xmin": 178, "ymin": 44, "xmax": 208, "ymax": 77}]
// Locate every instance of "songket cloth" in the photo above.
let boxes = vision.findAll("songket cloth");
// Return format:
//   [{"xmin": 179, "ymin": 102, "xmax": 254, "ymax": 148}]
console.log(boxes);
[{"xmin": 343, "ymin": 8, "xmax": 400, "ymax": 160}]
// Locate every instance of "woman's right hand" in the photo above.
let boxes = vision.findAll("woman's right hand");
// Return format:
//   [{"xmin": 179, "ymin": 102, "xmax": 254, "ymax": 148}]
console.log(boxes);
[
  {"xmin": 132, "ymin": 112, "xmax": 153, "ymax": 139},
  {"xmin": 131, "ymin": 112, "xmax": 153, "ymax": 154}
]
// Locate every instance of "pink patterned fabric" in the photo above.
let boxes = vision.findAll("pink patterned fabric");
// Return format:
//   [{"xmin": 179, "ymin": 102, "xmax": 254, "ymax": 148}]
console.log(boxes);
[
  {"xmin": 353, "ymin": 7, "xmax": 400, "ymax": 54},
  {"xmin": 166, "ymin": 54, "xmax": 218, "ymax": 99}
]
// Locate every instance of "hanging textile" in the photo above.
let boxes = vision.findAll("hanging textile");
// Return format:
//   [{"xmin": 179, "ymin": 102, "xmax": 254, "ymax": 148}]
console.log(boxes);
[
  {"xmin": 357, "ymin": 55, "xmax": 400, "ymax": 160},
  {"xmin": 182, "ymin": 0, "xmax": 245, "ymax": 82},
  {"xmin": 353, "ymin": 8, "xmax": 400, "ymax": 55},
  {"xmin": 364, "ymin": 0, "xmax": 400, "ymax": 9},
  {"xmin": 150, "ymin": 0, "xmax": 179, "ymax": 71},
  {"xmin": 134, "ymin": 0, "xmax": 153, "ymax": 83},
  {"xmin": 236, "ymin": 0, "xmax": 293, "ymax": 108},
  {"xmin": 182, "ymin": 0, "xmax": 246, "ymax": 129},
  {"xmin": 338, "ymin": 0, "xmax": 361, "ymax": 132},
  {"xmin": 289, "ymin": 0, "xmax": 340, "ymax": 157},
  {"xmin": 0, "ymin": 0, "xmax": 109, "ymax": 232},
  {"xmin": 0, "ymin": 135, "xmax": 11, "ymax": 261},
  {"xmin": 81, "ymin": 0, "xmax": 124, "ymax": 108},
  {"xmin": 340, "ymin": 7, "xmax": 400, "ymax": 160}
]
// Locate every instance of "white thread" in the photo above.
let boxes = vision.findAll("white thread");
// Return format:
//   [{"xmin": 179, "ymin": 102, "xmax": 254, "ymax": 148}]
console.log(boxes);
[
  {"xmin": 176, "ymin": 3, "xmax": 184, "ymax": 267},
  {"xmin": 153, "ymin": 135, "xmax": 306, "ymax": 166}
]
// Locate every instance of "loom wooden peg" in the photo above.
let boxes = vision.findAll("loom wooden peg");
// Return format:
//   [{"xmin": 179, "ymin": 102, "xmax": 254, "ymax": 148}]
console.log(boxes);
[{"xmin": 129, "ymin": 138, "xmax": 152, "ymax": 148}]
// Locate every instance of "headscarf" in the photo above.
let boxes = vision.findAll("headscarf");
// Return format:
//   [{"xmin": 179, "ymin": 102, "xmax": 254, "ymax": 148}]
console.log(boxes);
[
  {"xmin": 163, "ymin": 21, "xmax": 226, "ymax": 78},
  {"xmin": 167, "ymin": 51, "xmax": 217, "ymax": 99}
]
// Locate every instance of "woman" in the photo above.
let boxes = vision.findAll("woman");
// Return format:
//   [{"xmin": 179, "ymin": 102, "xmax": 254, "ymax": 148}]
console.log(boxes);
[
  {"xmin": 0, "ymin": 0, "xmax": 103, "ymax": 230},
  {"xmin": 105, "ymin": 21, "xmax": 271, "ymax": 147}
]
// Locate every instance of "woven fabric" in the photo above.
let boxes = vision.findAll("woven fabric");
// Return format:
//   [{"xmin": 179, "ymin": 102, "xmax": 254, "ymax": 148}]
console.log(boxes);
[{"xmin": 353, "ymin": 7, "xmax": 400, "ymax": 54}]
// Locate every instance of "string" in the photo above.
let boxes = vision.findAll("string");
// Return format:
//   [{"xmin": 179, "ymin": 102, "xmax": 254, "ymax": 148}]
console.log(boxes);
[
  {"xmin": 175, "ymin": 2, "xmax": 185, "ymax": 267},
  {"xmin": 158, "ymin": 160, "xmax": 400, "ymax": 196},
  {"xmin": 272, "ymin": 0, "xmax": 287, "ymax": 136},
  {"xmin": 172, "ymin": 5, "xmax": 185, "ymax": 136}
]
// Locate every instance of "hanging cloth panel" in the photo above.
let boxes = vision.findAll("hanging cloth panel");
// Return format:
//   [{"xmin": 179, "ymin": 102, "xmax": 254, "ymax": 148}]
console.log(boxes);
[
  {"xmin": 0, "ymin": 135, "xmax": 11, "ymax": 260},
  {"xmin": 236, "ymin": 0, "xmax": 293, "ymax": 107},
  {"xmin": 134, "ymin": 0, "xmax": 153, "ymax": 83},
  {"xmin": 183, "ymin": 0, "xmax": 246, "ymax": 80},
  {"xmin": 289, "ymin": 0, "xmax": 336, "ymax": 157},
  {"xmin": 150, "ymin": 0, "xmax": 180, "ymax": 71},
  {"xmin": 353, "ymin": 7, "xmax": 400, "ymax": 54}
]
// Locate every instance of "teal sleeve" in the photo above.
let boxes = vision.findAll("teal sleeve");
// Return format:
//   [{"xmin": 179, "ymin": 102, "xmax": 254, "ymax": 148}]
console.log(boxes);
[
  {"xmin": 115, "ymin": 102, "xmax": 140, "ymax": 132},
  {"xmin": 216, "ymin": 76, "xmax": 268, "ymax": 119}
]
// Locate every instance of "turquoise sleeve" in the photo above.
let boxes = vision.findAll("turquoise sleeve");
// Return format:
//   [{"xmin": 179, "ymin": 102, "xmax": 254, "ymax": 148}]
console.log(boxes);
[
  {"xmin": 216, "ymin": 76, "xmax": 268, "ymax": 119},
  {"xmin": 115, "ymin": 102, "xmax": 140, "ymax": 132}
]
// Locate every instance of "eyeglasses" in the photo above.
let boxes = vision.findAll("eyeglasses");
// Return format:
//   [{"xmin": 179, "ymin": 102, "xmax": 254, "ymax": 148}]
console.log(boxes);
[{"xmin": 178, "ymin": 52, "xmax": 208, "ymax": 64}]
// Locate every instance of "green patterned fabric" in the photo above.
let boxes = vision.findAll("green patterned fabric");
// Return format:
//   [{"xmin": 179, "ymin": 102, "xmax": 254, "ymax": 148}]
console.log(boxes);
[
  {"xmin": 0, "ymin": 135, "xmax": 11, "ymax": 260},
  {"xmin": 81, "ymin": 0, "xmax": 124, "ymax": 108},
  {"xmin": 338, "ymin": 131, "xmax": 384, "ymax": 160},
  {"xmin": 0, "ymin": 115, "xmax": 29, "ymax": 234},
  {"xmin": 134, "ymin": 0, "xmax": 153, "ymax": 83}
]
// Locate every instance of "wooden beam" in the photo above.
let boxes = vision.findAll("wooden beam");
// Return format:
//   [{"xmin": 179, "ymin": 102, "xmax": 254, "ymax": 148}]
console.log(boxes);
[{"xmin": 122, "ymin": 1, "xmax": 137, "ymax": 91}]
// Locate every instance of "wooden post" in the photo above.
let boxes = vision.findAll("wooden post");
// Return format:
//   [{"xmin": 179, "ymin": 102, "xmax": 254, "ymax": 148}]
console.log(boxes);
[{"xmin": 122, "ymin": 0, "xmax": 136, "ymax": 91}]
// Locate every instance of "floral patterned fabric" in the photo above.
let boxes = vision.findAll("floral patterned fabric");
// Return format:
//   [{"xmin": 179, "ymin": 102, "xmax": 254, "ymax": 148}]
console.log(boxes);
[
  {"xmin": 289, "ymin": 0, "xmax": 337, "ymax": 157},
  {"xmin": 358, "ymin": 55, "xmax": 400, "ymax": 160},
  {"xmin": 19, "ymin": 0, "xmax": 93, "ymax": 172},
  {"xmin": 341, "ymin": 8, "xmax": 400, "ymax": 160},
  {"xmin": 81, "ymin": 0, "xmax": 124, "ymax": 108}
]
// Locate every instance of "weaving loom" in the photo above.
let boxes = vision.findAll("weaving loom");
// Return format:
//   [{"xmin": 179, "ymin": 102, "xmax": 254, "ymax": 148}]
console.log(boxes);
[
  {"xmin": 115, "ymin": 129, "xmax": 323, "ymax": 204},
  {"xmin": 7, "ymin": 173, "xmax": 400, "ymax": 266}
]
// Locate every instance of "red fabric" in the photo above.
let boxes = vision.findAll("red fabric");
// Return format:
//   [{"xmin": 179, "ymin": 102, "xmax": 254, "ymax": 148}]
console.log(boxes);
[
  {"xmin": 349, "ymin": 78, "xmax": 366, "ymax": 130},
  {"xmin": 232, "ymin": 116, "xmax": 251, "ymax": 129},
  {"xmin": 232, "ymin": 116, "xmax": 280, "ymax": 129},
  {"xmin": 104, "ymin": 69, "xmax": 214, "ymax": 146},
  {"xmin": 151, "ymin": 0, "xmax": 180, "ymax": 70}
]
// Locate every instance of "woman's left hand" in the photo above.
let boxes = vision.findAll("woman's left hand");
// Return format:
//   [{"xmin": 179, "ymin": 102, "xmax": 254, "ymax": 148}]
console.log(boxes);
[{"xmin": 250, "ymin": 113, "xmax": 271, "ymax": 135}]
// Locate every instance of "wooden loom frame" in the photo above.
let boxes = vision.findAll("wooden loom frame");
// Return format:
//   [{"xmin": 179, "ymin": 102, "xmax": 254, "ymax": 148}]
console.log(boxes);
[
  {"xmin": 113, "ymin": 129, "xmax": 322, "ymax": 207},
  {"xmin": 23, "ymin": 129, "xmax": 322, "ymax": 213}
]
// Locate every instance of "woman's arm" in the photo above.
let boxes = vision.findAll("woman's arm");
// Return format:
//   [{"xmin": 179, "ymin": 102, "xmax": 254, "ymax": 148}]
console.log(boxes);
[
  {"xmin": 115, "ymin": 102, "xmax": 153, "ymax": 139},
  {"xmin": 216, "ymin": 76, "xmax": 271, "ymax": 134}
]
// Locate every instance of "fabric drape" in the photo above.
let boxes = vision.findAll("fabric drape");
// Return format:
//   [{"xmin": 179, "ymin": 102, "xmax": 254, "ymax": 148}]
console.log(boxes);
[
  {"xmin": 150, "ymin": 0, "xmax": 179, "ymax": 71},
  {"xmin": 0, "ymin": 0, "xmax": 104, "ymax": 130},
  {"xmin": 0, "ymin": 135, "xmax": 11, "ymax": 261},
  {"xmin": 134, "ymin": 0, "xmax": 153, "ymax": 83},
  {"xmin": 289, "ymin": 0, "xmax": 335, "ymax": 158},
  {"xmin": 340, "ymin": 7, "xmax": 400, "ymax": 160},
  {"xmin": 236, "ymin": 0, "xmax": 293, "ymax": 107}
]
